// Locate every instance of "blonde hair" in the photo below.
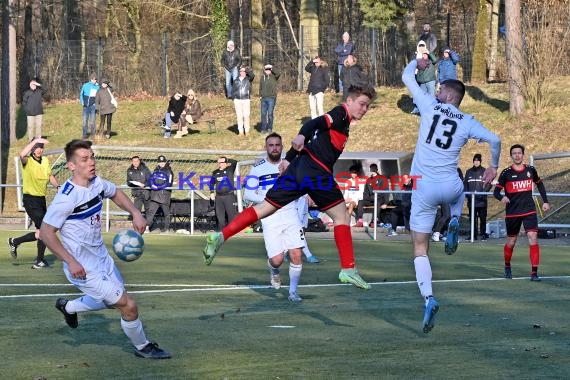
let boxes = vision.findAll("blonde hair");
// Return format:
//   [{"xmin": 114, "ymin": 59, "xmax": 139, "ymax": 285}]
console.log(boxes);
[{"xmin": 187, "ymin": 89, "xmax": 196, "ymax": 98}]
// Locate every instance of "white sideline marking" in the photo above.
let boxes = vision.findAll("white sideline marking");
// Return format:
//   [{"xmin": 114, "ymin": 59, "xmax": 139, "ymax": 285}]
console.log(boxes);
[
  {"xmin": 1, "ymin": 275, "xmax": 570, "ymax": 300},
  {"xmin": 269, "ymin": 325, "xmax": 296, "ymax": 329}
]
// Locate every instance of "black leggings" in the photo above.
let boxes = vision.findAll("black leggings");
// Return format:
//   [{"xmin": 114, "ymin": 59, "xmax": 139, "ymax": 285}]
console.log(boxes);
[{"xmin": 99, "ymin": 113, "xmax": 113, "ymax": 135}]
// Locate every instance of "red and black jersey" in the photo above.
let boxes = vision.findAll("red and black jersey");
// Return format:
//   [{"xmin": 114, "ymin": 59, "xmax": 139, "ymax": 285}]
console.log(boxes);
[
  {"xmin": 285, "ymin": 104, "xmax": 351, "ymax": 173},
  {"xmin": 493, "ymin": 164, "xmax": 547, "ymax": 218}
]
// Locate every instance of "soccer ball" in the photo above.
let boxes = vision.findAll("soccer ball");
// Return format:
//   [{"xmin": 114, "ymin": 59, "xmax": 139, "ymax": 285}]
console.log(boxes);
[{"xmin": 112, "ymin": 229, "xmax": 144, "ymax": 262}]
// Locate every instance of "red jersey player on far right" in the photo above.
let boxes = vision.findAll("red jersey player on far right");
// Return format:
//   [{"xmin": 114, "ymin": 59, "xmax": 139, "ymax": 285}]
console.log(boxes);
[{"xmin": 493, "ymin": 144, "xmax": 550, "ymax": 281}]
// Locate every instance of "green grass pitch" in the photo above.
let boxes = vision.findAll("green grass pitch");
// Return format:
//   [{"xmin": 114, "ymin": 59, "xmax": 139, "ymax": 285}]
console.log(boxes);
[{"xmin": 1, "ymin": 229, "xmax": 569, "ymax": 379}]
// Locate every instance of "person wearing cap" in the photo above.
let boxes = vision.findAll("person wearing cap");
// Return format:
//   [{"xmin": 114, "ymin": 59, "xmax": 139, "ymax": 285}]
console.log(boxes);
[
  {"xmin": 438, "ymin": 47, "xmax": 460, "ymax": 84},
  {"xmin": 221, "ymin": 40, "xmax": 242, "ymax": 99},
  {"xmin": 410, "ymin": 50, "xmax": 437, "ymax": 114},
  {"xmin": 95, "ymin": 78, "xmax": 117, "ymax": 139},
  {"xmin": 145, "ymin": 155, "xmax": 174, "ymax": 233},
  {"xmin": 259, "ymin": 64, "xmax": 280, "ymax": 134},
  {"xmin": 79, "ymin": 72, "xmax": 100, "ymax": 139},
  {"xmin": 22, "ymin": 78, "xmax": 47, "ymax": 142},
  {"xmin": 464, "ymin": 153, "xmax": 492, "ymax": 240},
  {"xmin": 305, "ymin": 56, "xmax": 330, "ymax": 119},
  {"xmin": 162, "ymin": 92, "xmax": 187, "ymax": 138},
  {"xmin": 232, "ymin": 66, "xmax": 255, "ymax": 136},
  {"xmin": 8, "ymin": 138, "xmax": 59, "ymax": 269},
  {"xmin": 210, "ymin": 156, "xmax": 238, "ymax": 229}
]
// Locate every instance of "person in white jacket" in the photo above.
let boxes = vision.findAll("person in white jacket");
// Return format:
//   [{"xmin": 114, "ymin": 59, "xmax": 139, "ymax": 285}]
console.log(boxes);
[{"xmin": 243, "ymin": 133, "xmax": 305, "ymax": 302}]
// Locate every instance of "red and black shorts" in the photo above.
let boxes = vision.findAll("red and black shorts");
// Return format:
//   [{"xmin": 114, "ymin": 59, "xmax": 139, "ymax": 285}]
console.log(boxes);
[
  {"xmin": 266, "ymin": 155, "xmax": 344, "ymax": 211},
  {"xmin": 505, "ymin": 213, "xmax": 538, "ymax": 236}
]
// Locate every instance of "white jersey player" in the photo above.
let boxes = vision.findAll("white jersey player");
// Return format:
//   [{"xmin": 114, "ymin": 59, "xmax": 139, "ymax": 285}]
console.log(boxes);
[
  {"xmin": 243, "ymin": 133, "xmax": 305, "ymax": 302},
  {"xmin": 40, "ymin": 139, "xmax": 171, "ymax": 359},
  {"xmin": 402, "ymin": 60, "xmax": 501, "ymax": 333},
  {"xmin": 295, "ymin": 195, "xmax": 319, "ymax": 263}
]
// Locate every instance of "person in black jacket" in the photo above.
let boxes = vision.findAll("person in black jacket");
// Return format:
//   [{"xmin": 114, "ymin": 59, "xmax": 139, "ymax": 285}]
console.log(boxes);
[
  {"xmin": 232, "ymin": 67, "xmax": 255, "ymax": 136},
  {"xmin": 145, "ymin": 155, "xmax": 174, "ymax": 233},
  {"xmin": 387, "ymin": 175, "xmax": 413, "ymax": 235},
  {"xmin": 305, "ymin": 56, "xmax": 330, "ymax": 119},
  {"xmin": 210, "ymin": 156, "xmax": 238, "ymax": 230},
  {"xmin": 127, "ymin": 156, "xmax": 152, "ymax": 215},
  {"xmin": 340, "ymin": 55, "xmax": 366, "ymax": 101},
  {"xmin": 162, "ymin": 92, "xmax": 187, "ymax": 138},
  {"xmin": 221, "ymin": 40, "xmax": 242, "ymax": 99},
  {"xmin": 22, "ymin": 78, "xmax": 47, "ymax": 142},
  {"xmin": 464, "ymin": 154, "xmax": 492, "ymax": 240},
  {"xmin": 354, "ymin": 164, "xmax": 390, "ymax": 228}
]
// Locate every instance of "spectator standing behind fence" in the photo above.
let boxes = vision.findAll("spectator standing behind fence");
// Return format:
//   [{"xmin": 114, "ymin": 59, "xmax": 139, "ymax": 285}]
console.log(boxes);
[
  {"xmin": 411, "ymin": 50, "xmax": 437, "ymax": 114},
  {"xmin": 145, "ymin": 155, "xmax": 173, "ymax": 233},
  {"xmin": 438, "ymin": 47, "xmax": 461, "ymax": 83},
  {"xmin": 464, "ymin": 154, "xmax": 491, "ymax": 240},
  {"xmin": 8, "ymin": 138, "xmax": 59, "ymax": 269},
  {"xmin": 79, "ymin": 73, "xmax": 99, "ymax": 140},
  {"xmin": 210, "ymin": 156, "xmax": 238, "ymax": 230},
  {"xmin": 334, "ymin": 32, "xmax": 354, "ymax": 93},
  {"xmin": 95, "ymin": 78, "xmax": 117, "ymax": 139},
  {"xmin": 127, "ymin": 156, "xmax": 152, "ymax": 216},
  {"xmin": 305, "ymin": 56, "xmax": 329, "ymax": 119},
  {"xmin": 259, "ymin": 64, "xmax": 280, "ymax": 134},
  {"xmin": 162, "ymin": 92, "xmax": 187, "ymax": 139},
  {"xmin": 232, "ymin": 66, "xmax": 255, "ymax": 136},
  {"xmin": 22, "ymin": 79, "xmax": 47, "ymax": 142},
  {"xmin": 340, "ymin": 55, "xmax": 365, "ymax": 101},
  {"xmin": 419, "ymin": 23, "xmax": 438, "ymax": 54},
  {"xmin": 221, "ymin": 40, "xmax": 242, "ymax": 99}
]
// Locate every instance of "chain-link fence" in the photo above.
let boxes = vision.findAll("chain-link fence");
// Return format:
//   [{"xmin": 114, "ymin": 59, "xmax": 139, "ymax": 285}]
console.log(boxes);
[{"xmin": 15, "ymin": 12, "xmax": 535, "ymax": 100}]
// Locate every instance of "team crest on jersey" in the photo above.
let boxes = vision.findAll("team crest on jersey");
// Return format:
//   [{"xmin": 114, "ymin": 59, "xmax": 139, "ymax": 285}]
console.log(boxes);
[
  {"xmin": 527, "ymin": 171, "xmax": 531, "ymax": 178},
  {"xmin": 253, "ymin": 159, "xmax": 266, "ymax": 167}
]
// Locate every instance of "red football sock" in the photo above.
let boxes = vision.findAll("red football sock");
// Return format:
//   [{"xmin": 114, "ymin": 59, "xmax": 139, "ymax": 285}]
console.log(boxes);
[
  {"xmin": 334, "ymin": 225, "xmax": 355, "ymax": 269},
  {"xmin": 529, "ymin": 244, "xmax": 540, "ymax": 267},
  {"xmin": 504, "ymin": 244, "xmax": 513, "ymax": 266},
  {"xmin": 222, "ymin": 207, "xmax": 259, "ymax": 240}
]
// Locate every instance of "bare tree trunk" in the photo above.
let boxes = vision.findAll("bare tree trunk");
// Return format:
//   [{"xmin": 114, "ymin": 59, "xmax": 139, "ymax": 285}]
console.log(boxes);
[
  {"xmin": 300, "ymin": 0, "xmax": 319, "ymax": 58},
  {"xmin": 488, "ymin": 0, "xmax": 500, "ymax": 81},
  {"xmin": 21, "ymin": 3, "xmax": 34, "ymax": 98},
  {"xmin": 251, "ymin": 0, "xmax": 263, "ymax": 96},
  {"xmin": 8, "ymin": 0, "xmax": 17, "ymax": 143},
  {"xmin": 505, "ymin": 0, "xmax": 524, "ymax": 116},
  {"xmin": 471, "ymin": 0, "xmax": 488, "ymax": 82}
]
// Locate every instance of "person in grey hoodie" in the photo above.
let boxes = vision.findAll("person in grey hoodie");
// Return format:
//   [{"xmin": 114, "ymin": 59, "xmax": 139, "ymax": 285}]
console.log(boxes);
[
  {"xmin": 95, "ymin": 78, "xmax": 117, "ymax": 139},
  {"xmin": 22, "ymin": 78, "xmax": 47, "ymax": 141}
]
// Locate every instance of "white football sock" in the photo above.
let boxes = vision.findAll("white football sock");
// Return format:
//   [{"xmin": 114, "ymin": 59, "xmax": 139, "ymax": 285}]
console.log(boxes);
[
  {"xmin": 414, "ymin": 255, "xmax": 433, "ymax": 303},
  {"xmin": 67, "ymin": 295, "xmax": 107, "ymax": 313},
  {"xmin": 289, "ymin": 263, "xmax": 302, "ymax": 294},
  {"xmin": 121, "ymin": 318, "xmax": 149, "ymax": 349},
  {"xmin": 302, "ymin": 244, "xmax": 313, "ymax": 258},
  {"xmin": 267, "ymin": 259, "xmax": 280, "ymax": 275}
]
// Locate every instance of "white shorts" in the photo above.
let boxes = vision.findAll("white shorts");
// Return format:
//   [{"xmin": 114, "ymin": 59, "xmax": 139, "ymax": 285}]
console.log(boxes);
[
  {"xmin": 262, "ymin": 206, "xmax": 305, "ymax": 258},
  {"xmin": 64, "ymin": 254, "xmax": 125, "ymax": 306},
  {"xmin": 410, "ymin": 177, "xmax": 464, "ymax": 234}
]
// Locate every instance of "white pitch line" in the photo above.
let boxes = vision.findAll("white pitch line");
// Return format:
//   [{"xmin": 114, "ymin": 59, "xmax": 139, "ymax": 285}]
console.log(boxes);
[{"xmin": 2, "ymin": 275, "xmax": 570, "ymax": 300}]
